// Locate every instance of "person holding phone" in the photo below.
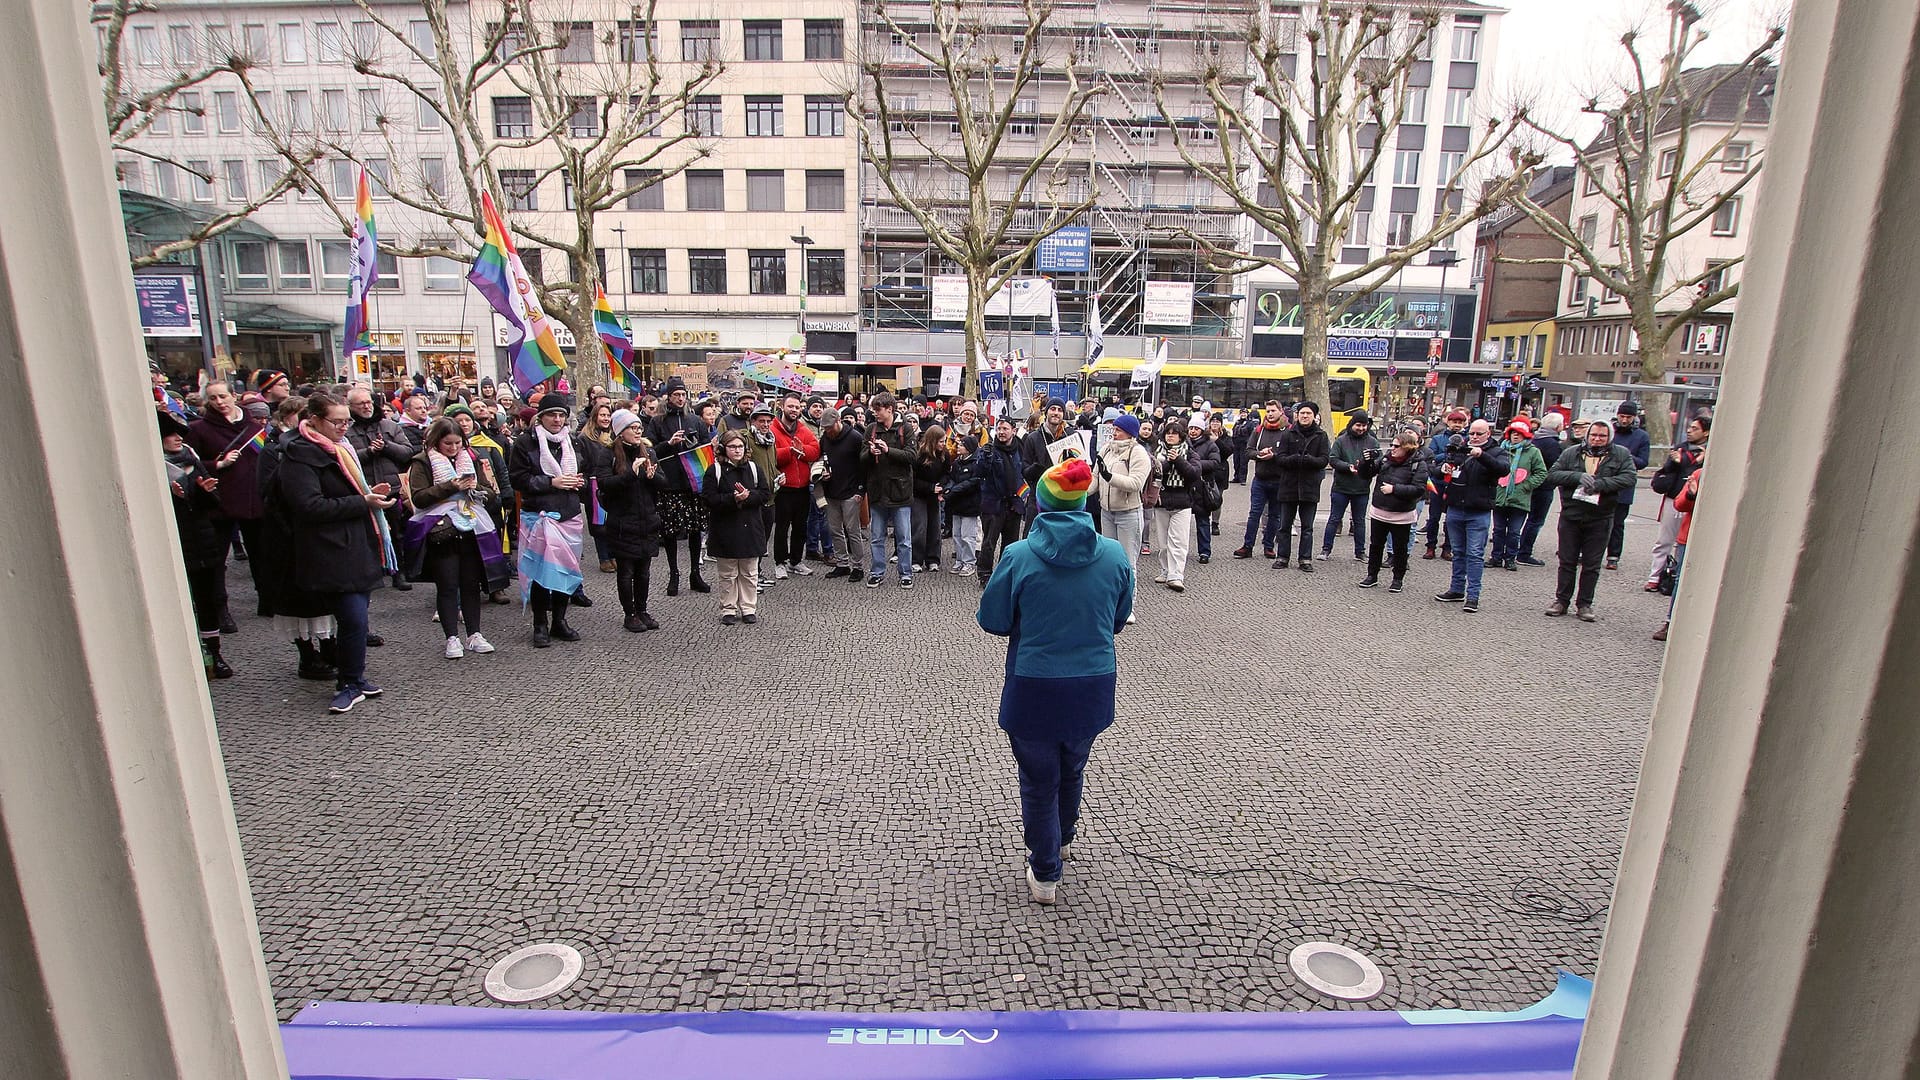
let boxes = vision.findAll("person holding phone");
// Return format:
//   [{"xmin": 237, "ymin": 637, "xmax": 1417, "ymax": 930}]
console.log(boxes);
[{"xmin": 277, "ymin": 393, "xmax": 399, "ymax": 714}]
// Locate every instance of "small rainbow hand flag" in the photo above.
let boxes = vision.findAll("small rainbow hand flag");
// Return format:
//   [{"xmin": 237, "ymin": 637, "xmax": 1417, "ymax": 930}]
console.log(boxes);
[
  {"xmin": 680, "ymin": 443, "xmax": 716, "ymax": 493},
  {"xmin": 244, "ymin": 427, "xmax": 270, "ymax": 454}
]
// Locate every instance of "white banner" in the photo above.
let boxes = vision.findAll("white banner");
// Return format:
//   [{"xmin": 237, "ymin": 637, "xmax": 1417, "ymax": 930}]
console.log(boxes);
[
  {"xmin": 930, "ymin": 276, "xmax": 1058, "ymax": 321},
  {"xmin": 931, "ymin": 277, "xmax": 968, "ymax": 322},
  {"xmin": 495, "ymin": 312, "xmax": 576, "ymax": 349},
  {"xmin": 937, "ymin": 366, "xmax": 962, "ymax": 396},
  {"xmin": 1142, "ymin": 281, "xmax": 1195, "ymax": 326}
]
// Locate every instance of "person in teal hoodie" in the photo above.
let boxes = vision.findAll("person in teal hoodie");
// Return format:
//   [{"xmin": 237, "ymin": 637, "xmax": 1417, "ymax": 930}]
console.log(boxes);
[
  {"xmin": 977, "ymin": 456, "xmax": 1135, "ymax": 906},
  {"xmin": 1489, "ymin": 418, "xmax": 1548, "ymax": 571}
]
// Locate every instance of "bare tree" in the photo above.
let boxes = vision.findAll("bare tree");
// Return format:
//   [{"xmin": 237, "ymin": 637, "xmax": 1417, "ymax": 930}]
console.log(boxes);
[
  {"xmin": 307, "ymin": 0, "xmax": 723, "ymax": 391},
  {"xmin": 1157, "ymin": 3, "xmax": 1533, "ymax": 413},
  {"xmin": 95, "ymin": 0, "xmax": 316, "ymax": 268},
  {"xmin": 1508, "ymin": 1, "xmax": 1782, "ymax": 445},
  {"xmin": 853, "ymin": 0, "xmax": 1105, "ymax": 388}
]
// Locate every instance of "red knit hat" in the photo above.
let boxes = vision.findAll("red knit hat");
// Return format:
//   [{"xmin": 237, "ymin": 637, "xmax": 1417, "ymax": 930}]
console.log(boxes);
[{"xmin": 1505, "ymin": 419, "xmax": 1532, "ymax": 439}]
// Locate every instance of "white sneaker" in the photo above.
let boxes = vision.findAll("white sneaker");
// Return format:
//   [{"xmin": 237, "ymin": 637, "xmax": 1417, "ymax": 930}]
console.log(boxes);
[
  {"xmin": 1153, "ymin": 573, "xmax": 1168, "ymax": 584},
  {"xmin": 443, "ymin": 635, "xmax": 464, "ymax": 659},
  {"xmin": 955, "ymin": 565, "xmax": 976, "ymax": 577},
  {"xmin": 1026, "ymin": 865, "xmax": 1057, "ymax": 905},
  {"xmin": 788, "ymin": 562, "xmax": 813, "ymax": 576},
  {"xmin": 465, "ymin": 633, "xmax": 495, "ymax": 654},
  {"xmin": 1125, "ymin": 612, "xmax": 1136, "ymax": 625},
  {"xmin": 1059, "ymin": 842, "xmax": 1074, "ymax": 861},
  {"xmin": 773, "ymin": 564, "xmax": 789, "ymax": 580}
]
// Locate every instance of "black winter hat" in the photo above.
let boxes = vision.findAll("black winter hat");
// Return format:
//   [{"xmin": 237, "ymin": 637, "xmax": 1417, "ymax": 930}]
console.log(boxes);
[
  {"xmin": 157, "ymin": 409, "xmax": 191, "ymax": 438},
  {"xmin": 1615, "ymin": 400, "xmax": 1642, "ymax": 416},
  {"xmin": 534, "ymin": 392, "xmax": 572, "ymax": 419},
  {"xmin": 1347, "ymin": 409, "xmax": 1372, "ymax": 427},
  {"xmin": 662, "ymin": 376, "xmax": 688, "ymax": 395}
]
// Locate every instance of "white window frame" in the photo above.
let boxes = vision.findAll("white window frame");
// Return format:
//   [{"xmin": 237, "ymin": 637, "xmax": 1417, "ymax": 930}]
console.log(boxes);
[
  {"xmin": 1450, "ymin": 25, "xmax": 1479, "ymax": 62},
  {"xmin": 417, "ymin": 93, "xmax": 442, "ymax": 132},
  {"xmin": 1711, "ymin": 197, "xmax": 1742, "ymax": 237},
  {"xmin": 1443, "ymin": 87, "xmax": 1472, "ymax": 126},
  {"xmin": 276, "ymin": 241, "xmax": 313, "ymax": 291},
  {"xmin": 228, "ymin": 240, "xmax": 270, "ymax": 291},
  {"xmin": 180, "ymin": 91, "xmax": 205, "ymax": 135},
  {"xmin": 279, "ymin": 22, "xmax": 307, "ymax": 64},
  {"xmin": 321, "ymin": 89, "xmax": 348, "ymax": 132},
  {"xmin": 1658, "ymin": 147, "xmax": 1679, "ymax": 178},
  {"xmin": 1393, "ymin": 148, "xmax": 1421, "ymax": 185},
  {"xmin": 214, "ymin": 91, "xmax": 241, "ymax": 134},
  {"xmin": 359, "ymin": 88, "xmax": 384, "ymax": 132},
  {"xmin": 1722, "ymin": 141, "xmax": 1752, "ymax": 173},
  {"xmin": 221, "ymin": 159, "xmax": 247, "ymax": 202},
  {"xmin": 315, "ymin": 22, "xmax": 343, "ymax": 64}
]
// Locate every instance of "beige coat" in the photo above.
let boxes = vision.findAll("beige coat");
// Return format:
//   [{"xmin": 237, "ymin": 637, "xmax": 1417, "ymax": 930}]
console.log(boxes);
[{"xmin": 1093, "ymin": 437, "xmax": 1154, "ymax": 512}]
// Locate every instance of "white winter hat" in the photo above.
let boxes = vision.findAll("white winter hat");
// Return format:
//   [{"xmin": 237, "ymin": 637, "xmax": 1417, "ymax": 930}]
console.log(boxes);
[{"xmin": 610, "ymin": 408, "xmax": 642, "ymax": 439}]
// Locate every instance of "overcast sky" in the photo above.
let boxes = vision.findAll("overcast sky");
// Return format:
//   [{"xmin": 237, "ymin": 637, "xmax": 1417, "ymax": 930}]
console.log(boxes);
[{"xmin": 1491, "ymin": 0, "xmax": 1790, "ymax": 138}]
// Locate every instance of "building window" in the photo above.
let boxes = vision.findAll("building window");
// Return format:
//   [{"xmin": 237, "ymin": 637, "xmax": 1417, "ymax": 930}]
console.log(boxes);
[
  {"xmin": 281, "ymin": 89, "xmax": 310, "ymax": 132},
  {"xmin": 417, "ymin": 248, "xmax": 459, "ymax": 291},
  {"xmin": 746, "ymin": 170, "xmax": 784, "ymax": 211},
  {"xmin": 745, "ymin": 96, "xmax": 783, "ymax": 137},
  {"xmin": 519, "ymin": 249, "xmax": 543, "ymax": 284},
  {"xmin": 359, "ymin": 88, "xmax": 385, "ymax": 131},
  {"xmin": 258, "ymin": 159, "xmax": 284, "ymax": 199},
  {"xmin": 494, "ymin": 97, "xmax": 533, "ymax": 139},
  {"xmin": 686, "ymin": 169, "xmax": 725, "ymax": 210},
  {"xmin": 365, "ymin": 158, "xmax": 391, "ymax": 199},
  {"xmin": 1392, "ymin": 149, "xmax": 1421, "ymax": 185},
  {"xmin": 372, "ymin": 250, "xmax": 399, "ymax": 292},
  {"xmin": 489, "ymin": 22, "xmax": 528, "ymax": 62},
  {"xmin": 748, "ymin": 250, "xmax": 786, "ymax": 295},
  {"xmin": 1450, "ymin": 24, "xmax": 1479, "ymax": 62},
  {"xmin": 249, "ymin": 91, "xmax": 271, "ymax": 132},
  {"xmin": 409, "ymin": 19, "xmax": 435, "ymax": 55},
  {"xmin": 221, "ymin": 159, "xmax": 248, "ymax": 202},
  {"xmin": 623, "ymin": 169, "xmax": 664, "ymax": 210},
  {"xmin": 1437, "ymin": 151, "xmax": 1465, "ymax": 186},
  {"xmin": 1722, "ymin": 141, "xmax": 1752, "ymax": 173},
  {"xmin": 500, "ymin": 169, "xmax": 538, "ymax": 211},
  {"xmin": 629, "ymin": 249, "xmax": 667, "ymax": 294},
  {"xmin": 804, "ymin": 19, "xmax": 843, "ymax": 60},
  {"xmin": 617, "ymin": 21, "xmax": 656, "ymax": 61},
  {"xmin": 743, "ymin": 20, "xmax": 782, "ymax": 61},
  {"xmin": 276, "ymin": 242, "xmax": 312, "ymax": 290},
  {"xmin": 555, "ymin": 22, "xmax": 594, "ymax": 63},
  {"xmin": 315, "ymin": 22, "xmax": 344, "ymax": 63},
  {"xmin": 132, "ymin": 25, "xmax": 161, "ymax": 66},
  {"xmin": 116, "ymin": 160, "xmax": 143, "ymax": 193},
  {"xmin": 878, "ymin": 250, "xmax": 925, "ymax": 289},
  {"xmin": 214, "ymin": 91, "xmax": 241, "ymax": 133},
  {"xmin": 319, "ymin": 89, "xmax": 347, "ymax": 132},
  {"xmin": 421, "ymin": 157, "xmax": 447, "ymax": 200},
  {"xmin": 681, "ymin": 20, "xmax": 719, "ymax": 62},
  {"xmin": 1443, "ymin": 87, "xmax": 1473, "ymax": 125},
  {"xmin": 806, "ymin": 249, "xmax": 845, "ymax": 295},
  {"xmin": 1701, "ymin": 260, "xmax": 1730, "ymax": 296},
  {"xmin": 562, "ymin": 173, "xmax": 575, "ymax": 210},
  {"xmin": 182, "ymin": 160, "xmax": 213, "ymax": 202},
  {"xmin": 686, "ymin": 96, "xmax": 721, "ymax": 136},
  {"xmin": 279, "ymin": 22, "xmax": 306, "ymax": 63},
  {"xmin": 181, "ymin": 92, "xmax": 206, "ymax": 135},
  {"xmin": 1578, "ymin": 213, "xmax": 1599, "ymax": 247},
  {"xmin": 169, "ymin": 25, "xmax": 197, "ymax": 65},
  {"xmin": 1658, "ymin": 147, "xmax": 1679, "ymax": 178},
  {"xmin": 804, "ymin": 96, "xmax": 844, "ymax": 137},
  {"xmin": 805, "ymin": 169, "xmax": 845, "ymax": 211},
  {"xmin": 327, "ymin": 159, "xmax": 355, "ymax": 200},
  {"xmin": 230, "ymin": 241, "xmax": 270, "ymax": 291},
  {"xmin": 1402, "ymin": 85, "xmax": 1428, "ymax": 123},
  {"xmin": 1010, "ymin": 98, "xmax": 1038, "ymax": 139},
  {"xmin": 152, "ymin": 162, "xmax": 178, "ymax": 200},
  {"xmin": 319, "ymin": 240, "xmax": 350, "ymax": 291},
  {"xmin": 1385, "ymin": 210, "xmax": 1415, "ymax": 247},
  {"xmin": 418, "ymin": 92, "xmax": 442, "ymax": 131},
  {"xmin": 689, "ymin": 249, "xmax": 727, "ymax": 293},
  {"xmin": 1583, "ymin": 166, "xmax": 1603, "ymax": 196},
  {"xmin": 1570, "ymin": 274, "xmax": 1589, "ymax": 305},
  {"xmin": 567, "ymin": 97, "xmax": 599, "ymax": 138},
  {"xmin": 1711, "ymin": 197, "xmax": 1741, "ymax": 236}
]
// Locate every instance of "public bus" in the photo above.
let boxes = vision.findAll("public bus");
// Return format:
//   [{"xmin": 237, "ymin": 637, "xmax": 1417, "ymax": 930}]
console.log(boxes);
[{"xmin": 1077, "ymin": 358, "xmax": 1374, "ymax": 435}]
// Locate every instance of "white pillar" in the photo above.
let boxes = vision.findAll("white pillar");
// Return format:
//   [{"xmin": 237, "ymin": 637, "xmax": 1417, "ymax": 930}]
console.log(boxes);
[
  {"xmin": 1575, "ymin": 0, "xmax": 1920, "ymax": 1076},
  {"xmin": 0, "ymin": 1, "xmax": 285, "ymax": 1076}
]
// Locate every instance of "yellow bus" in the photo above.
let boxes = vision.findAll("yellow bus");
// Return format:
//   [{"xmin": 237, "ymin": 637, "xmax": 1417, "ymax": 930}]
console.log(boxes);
[{"xmin": 1077, "ymin": 358, "xmax": 1374, "ymax": 435}]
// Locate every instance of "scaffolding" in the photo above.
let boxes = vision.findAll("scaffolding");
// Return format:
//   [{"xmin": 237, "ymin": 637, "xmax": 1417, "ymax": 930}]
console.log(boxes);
[{"xmin": 857, "ymin": 0, "xmax": 1255, "ymax": 369}]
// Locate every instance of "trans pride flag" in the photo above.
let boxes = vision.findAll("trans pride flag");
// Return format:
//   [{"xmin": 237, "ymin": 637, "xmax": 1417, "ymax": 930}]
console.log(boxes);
[
  {"xmin": 593, "ymin": 284, "xmax": 639, "ymax": 399},
  {"xmin": 468, "ymin": 190, "xmax": 566, "ymax": 395},
  {"xmin": 341, "ymin": 168, "xmax": 378, "ymax": 361}
]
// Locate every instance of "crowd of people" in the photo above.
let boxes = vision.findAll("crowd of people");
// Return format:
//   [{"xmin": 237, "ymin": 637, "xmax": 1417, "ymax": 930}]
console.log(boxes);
[{"xmin": 155, "ymin": 363, "xmax": 1701, "ymax": 715}]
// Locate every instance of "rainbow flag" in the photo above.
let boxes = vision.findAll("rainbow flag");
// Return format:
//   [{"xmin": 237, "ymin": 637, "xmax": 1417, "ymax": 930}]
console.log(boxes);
[
  {"xmin": 244, "ymin": 426, "xmax": 270, "ymax": 453},
  {"xmin": 467, "ymin": 190, "xmax": 566, "ymax": 395},
  {"xmin": 679, "ymin": 443, "xmax": 716, "ymax": 492},
  {"xmin": 342, "ymin": 168, "xmax": 378, "ymax": 361},
  {"xmin": 593, "ymin": 284, "xmax": 639, "ymax": 399}
]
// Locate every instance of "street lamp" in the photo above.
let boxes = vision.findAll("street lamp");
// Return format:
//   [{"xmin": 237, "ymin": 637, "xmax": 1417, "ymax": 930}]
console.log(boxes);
[
  {"xmin": 1426, "ymin": 250, "xmax": 1460, "ymax": 416},
  {"xmin": 791, "ymin": 229, "xmax": 815, "ymax": 364}
]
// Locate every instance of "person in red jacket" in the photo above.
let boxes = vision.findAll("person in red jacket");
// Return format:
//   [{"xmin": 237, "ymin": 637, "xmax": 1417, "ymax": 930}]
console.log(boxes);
[{"xmin": 770, "ymin": 389, "xmax": 822, "ymax": 579}]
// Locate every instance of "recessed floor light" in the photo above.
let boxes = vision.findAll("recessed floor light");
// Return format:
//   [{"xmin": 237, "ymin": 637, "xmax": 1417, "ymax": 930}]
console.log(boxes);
[
  {"xmin": 1287, "ymin": 941, "xmax": 1385, "ymax": 1002},
  {"xmin": 483, "ymin": 943, "xmax": 584, "ymax": 1004}
]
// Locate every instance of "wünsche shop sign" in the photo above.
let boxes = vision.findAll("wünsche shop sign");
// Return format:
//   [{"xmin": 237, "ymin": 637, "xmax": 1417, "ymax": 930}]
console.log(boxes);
[{"xmin": 1248, "ymin": 286, "xmax": 1471, "ymax": 366}]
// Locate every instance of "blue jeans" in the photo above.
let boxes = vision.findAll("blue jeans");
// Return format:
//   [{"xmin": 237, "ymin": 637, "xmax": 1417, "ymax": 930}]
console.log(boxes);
[
  {"xmin": 331, "ymin": 590, "xmax": 371, "ymax": 689},
  {"xmin": 1008, "ymin": 734, "xmax": 1097, "ymax": 883},
  {"xmin": 1323, "ymin": 491, "xmax": 1368, "ymax": 557},
  {"xmin": 1446, "ymin": 509, "xmax": 1493, "ymax": 600},
  {"xmin": 868, "ymin": 505, "xmax": 912, "ymax": 581},
  {"xmin": 1520, "ymin": 486, "xmax": 1556, "ymax": 558},
  {"xmin": 1241, "ymin": 479, "xmax": 1283, "ymax": 551},
  {"xmin": 1490, "ymin": 506, "xmax": 1529, "ymax": 562},
  {"xmin": 805, "ymin": 502, "xmax": 832, "ymax": 557}
]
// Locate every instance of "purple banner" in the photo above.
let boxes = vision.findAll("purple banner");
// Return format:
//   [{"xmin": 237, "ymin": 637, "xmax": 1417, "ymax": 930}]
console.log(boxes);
[{"xmin": 284, "ymin": 974, "xmax": 1588, "ymax": 1080}]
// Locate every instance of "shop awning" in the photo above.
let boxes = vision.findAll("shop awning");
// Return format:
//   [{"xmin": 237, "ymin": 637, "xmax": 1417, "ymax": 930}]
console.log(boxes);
[
  {"xmin": 226, "ymin": 303, "xmax": 335, "ymax": 334},
  {"xmin": 119, "ymin": 191, "xmax": 277, "ymax": 245}
]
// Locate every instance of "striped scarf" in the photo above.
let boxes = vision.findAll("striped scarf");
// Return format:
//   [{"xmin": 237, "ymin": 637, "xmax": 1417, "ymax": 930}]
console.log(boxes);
[{"xmin": 299, "ymin": 420, "xmax": 398, "ymax": 573}]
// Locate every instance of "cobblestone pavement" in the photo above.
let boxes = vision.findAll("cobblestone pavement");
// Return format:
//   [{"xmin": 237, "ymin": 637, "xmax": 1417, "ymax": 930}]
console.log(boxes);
[{"xmin": 210, "ymin": 478, "xmax": 1673, "ymax": 1021}]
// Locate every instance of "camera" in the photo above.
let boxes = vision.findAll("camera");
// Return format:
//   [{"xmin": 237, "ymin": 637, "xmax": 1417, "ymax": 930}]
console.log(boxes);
[{"xmin": 1447, "ymin": 434, "xmax": 1468, "ymax": 451}]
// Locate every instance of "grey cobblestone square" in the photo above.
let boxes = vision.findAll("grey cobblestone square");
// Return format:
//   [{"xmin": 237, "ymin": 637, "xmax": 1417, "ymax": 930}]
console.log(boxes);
[{"xmin": 211, "ymin": 480, "xmax": 1670, "ymax": 1019}]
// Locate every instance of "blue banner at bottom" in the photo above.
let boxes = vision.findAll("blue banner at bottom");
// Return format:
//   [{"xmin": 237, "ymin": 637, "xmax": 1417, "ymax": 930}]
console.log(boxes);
[{"xmin": 283, "ymin": 973, "xmax": 1589, "ymax": 1080}]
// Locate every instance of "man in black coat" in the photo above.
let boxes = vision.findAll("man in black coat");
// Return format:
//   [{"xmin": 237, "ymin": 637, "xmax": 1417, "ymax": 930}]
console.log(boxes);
[
  {"xmin": 509, "ymin": 394, "xmax": 590, "ymax": 646},
  {"xmin": 1435, "ymin": 419, "xmax": 1511, "ymax": 612},
  {"xmin": 1270, "ymin": 402, "xmax": 1331, "ymax": 572},
  {"xmin": 1545, "ymin": 418, "xmax": 1639, "ymax": 621},
  {"xmin": 643, "ymin": 377, "xmax": 712, "ymax": 595},
  {"xmin": 1230, "ymin": 410, "xmax": 1257, "ymax": 483},
  {"xmin": 1019, "ymin": 398, "xmax": 1074, "ymax": 526}
]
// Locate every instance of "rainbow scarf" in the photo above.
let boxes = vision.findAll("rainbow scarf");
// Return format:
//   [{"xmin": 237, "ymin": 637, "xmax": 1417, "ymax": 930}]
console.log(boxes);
[
  {"xmin": 298, "ymin": 420, "xmax": 398, "ymax": 573},
  {"xmin": 679, "ymin": 442, "xmax": 716, "ymax": 492}
]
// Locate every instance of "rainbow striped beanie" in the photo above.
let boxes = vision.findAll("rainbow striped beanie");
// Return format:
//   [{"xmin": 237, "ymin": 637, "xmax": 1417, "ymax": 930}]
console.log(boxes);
[{"xmin": 1037, "ymin": 457, "xmax": 1094, "ymax": 511}]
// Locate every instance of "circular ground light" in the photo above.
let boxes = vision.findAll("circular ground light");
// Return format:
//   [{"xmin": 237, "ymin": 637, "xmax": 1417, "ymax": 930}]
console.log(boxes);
[
  {"xmin": 484, "ymin": 943, "xmax": 584, "ymax": 1004},
  {"xmin": 1287, "ymin": 941, "xmax": 1385, "ymax": 1002}
]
